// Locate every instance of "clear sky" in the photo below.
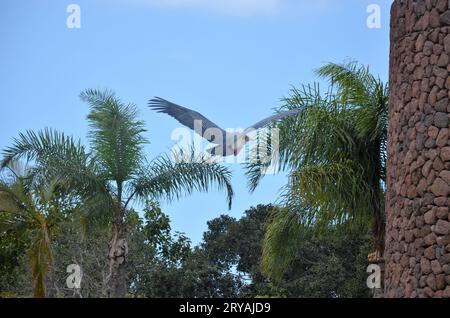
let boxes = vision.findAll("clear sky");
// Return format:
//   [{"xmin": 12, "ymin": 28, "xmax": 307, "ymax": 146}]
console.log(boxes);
[{"xmin": 0, "ymin": 0, "xmax": 392, "ymax": 244}]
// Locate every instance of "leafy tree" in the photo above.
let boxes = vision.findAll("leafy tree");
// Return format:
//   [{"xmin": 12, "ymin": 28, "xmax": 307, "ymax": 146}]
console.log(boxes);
[
  {"xmin": 272, "ymin": 229, "xmax": 372, "ymax": 298},
  {"xmin": 133, "ymin": 210, "xmax": 242, "ymax": 298},
  {"xmin": 139, "ymin": 247, "xmax": 243, "ymax": 298},
  {"xmin": 127, "ymin": 202, "xmax": 192, "ymax": 297},
  {"xmin": 45, "ymin": 220, "xmax": 110, "ymax": 298},
  {"xmin": 199, "ymin": 205, "xmax": 276, "ymax": 297},
  {"xmin": 131, "ymin": 204, "xmax": 371, "ymax": 298},
  {"xmin": 198, "ymin": 205, "xmax": 372, "ymax": 298},
  {"xmin": 197, "ymin": 205, "xmax": 372, "ymax": 298},
  {"xmin": 1, "ymin": 89, "xmax": 234, "ymax": 297}
]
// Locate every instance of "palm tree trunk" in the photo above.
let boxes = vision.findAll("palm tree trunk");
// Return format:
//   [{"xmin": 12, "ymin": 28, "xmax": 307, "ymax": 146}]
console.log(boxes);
[{"xmin": 108, "ymin": 218, "xmax": 128, "ymax": 298}]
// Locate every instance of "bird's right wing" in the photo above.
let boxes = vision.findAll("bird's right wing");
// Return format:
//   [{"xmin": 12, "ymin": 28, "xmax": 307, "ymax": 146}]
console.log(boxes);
[
  {"xmin": 245, "ymin": 109, "xmax": 303, "ymax": 132},
  {"xmin": 149, "ymin": 97, "xmax": 228, "ymax": 144}
]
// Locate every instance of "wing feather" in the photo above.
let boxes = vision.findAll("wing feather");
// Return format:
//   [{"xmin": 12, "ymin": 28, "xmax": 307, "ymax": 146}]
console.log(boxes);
[
  {"xmin": 246, "ymin": 109, "xmax": 303, "ymax": 132},
  {"xmin": 149, "ymin": 97, "xmax": 227, "ymax": 144}
]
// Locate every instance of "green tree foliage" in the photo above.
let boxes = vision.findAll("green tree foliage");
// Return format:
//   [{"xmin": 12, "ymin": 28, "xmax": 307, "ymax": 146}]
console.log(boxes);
[
  {"xmin": 0, "ymin": 63, "xmax": 384, "ymax": 298},
  {"xmin": 246, "ymin": 61, "xmax": 388, "ymax": 280},
  {"xmin": 133, "ymin": 204, "xmax": 372, "ymax": 298},
  {"xmin": 1, "ymin": 203, "xmax": 371, "ymax": 298},
  {"xmin": 1, "ymin": 89, "xmax": 234, "ymax": 297}
]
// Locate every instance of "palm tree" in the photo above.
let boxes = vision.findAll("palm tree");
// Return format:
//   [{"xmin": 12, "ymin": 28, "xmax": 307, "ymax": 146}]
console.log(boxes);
[
  {"xmin": 1, "ymin": 89, "xmax": 234, "ymax": 297},
  {"xmin": 246, "ymin": 61, "xmax": 388, "ymax": 278},
  {"xmin": 0, "ymin": 162, "xmax": 62, "ymax": 297}
]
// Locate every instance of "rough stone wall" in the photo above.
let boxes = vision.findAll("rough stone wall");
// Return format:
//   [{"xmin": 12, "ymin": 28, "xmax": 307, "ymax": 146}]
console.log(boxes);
[{"xmin": 385, "ymin": 0, "xmax": 450, "ymax": 298}]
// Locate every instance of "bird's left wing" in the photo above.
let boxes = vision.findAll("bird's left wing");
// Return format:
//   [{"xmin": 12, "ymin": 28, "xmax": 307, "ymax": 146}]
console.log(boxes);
[{"xmin": 245, "ymin": 109, "xmax": 303, "ymax": 132}]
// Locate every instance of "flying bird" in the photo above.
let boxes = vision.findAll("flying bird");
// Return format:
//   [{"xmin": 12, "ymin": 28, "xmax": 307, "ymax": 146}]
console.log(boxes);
[{"xmin": 149, "ymin": 97, "xmax": 303, "ymax": 157}]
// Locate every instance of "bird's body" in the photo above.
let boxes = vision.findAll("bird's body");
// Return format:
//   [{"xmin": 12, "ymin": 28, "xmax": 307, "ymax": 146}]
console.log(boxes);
[
  {"xmin": 206, "ymin": 132, "xmax": 249, "ymax": 157},
  {"xmin": 149, "ymin": 97, "xmax": 302, "ymax": 157}
]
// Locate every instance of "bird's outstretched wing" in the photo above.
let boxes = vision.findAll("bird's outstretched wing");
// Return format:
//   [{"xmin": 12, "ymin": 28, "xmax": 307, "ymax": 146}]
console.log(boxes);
[
  {"xmin": 245, "ymin": 109, "xmax": 303, "ymax": 132},
  {"xmin": 149, "ymin": 97, "xmax": 227, "ymax": 144}
]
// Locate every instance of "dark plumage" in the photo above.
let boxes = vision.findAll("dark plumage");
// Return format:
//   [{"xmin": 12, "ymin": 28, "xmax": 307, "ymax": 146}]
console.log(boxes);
[{"xmin": 149, "ymin": 97, "xmax": 303, "ymax": 157}]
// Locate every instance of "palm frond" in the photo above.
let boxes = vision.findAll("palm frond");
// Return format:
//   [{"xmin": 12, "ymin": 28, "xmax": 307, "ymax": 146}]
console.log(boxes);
[
  {"xmin": 132, "ymin": 151, "xmax": 234, "ymax": 210},
  {"xmin": 248, "ymin": 61, "xmax": 388, "ymax": 278},
  {"xmin": 1, "ymin": 129, "xmax": 111, "ymax": 202},
  {"xmin": 261, "ymin": 206, "xmax": 309, "ymax": 281},
  {"xmin": 289, "ymin": 160, "xmax": 373, "ymax": 228},
  {"xmin": 1, "ymin": 128, "xmax": 85, "ymax": 169},
  {"xmin": 315, "ymin": 60, "xmax": 376, "ymax": 106},
  {"xmin": 81, "ymin": 89, "xmax": 148, "ymax": 184},
  {"xmin": 246, "ymin": 83, "xmax": 356, "ymax": 191}
]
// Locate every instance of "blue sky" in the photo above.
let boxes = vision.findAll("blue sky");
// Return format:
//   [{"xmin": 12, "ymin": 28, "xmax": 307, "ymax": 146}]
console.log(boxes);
[{"xmin": 0, "ymin": 0, "xmax": 392, "ymax": 244}]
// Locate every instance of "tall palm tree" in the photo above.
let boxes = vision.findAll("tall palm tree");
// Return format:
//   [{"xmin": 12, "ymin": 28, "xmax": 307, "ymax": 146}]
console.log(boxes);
[
  {"xmin": 1, "ymin": 89, "xmax": 234, "ymax": 297},
  {"xmin": 0, "ymin": 162, "xmax": 62, "ymax": 297},
  {"xmin": 246, "ymin": 61, "xmax": 388, "ymax": 278}
]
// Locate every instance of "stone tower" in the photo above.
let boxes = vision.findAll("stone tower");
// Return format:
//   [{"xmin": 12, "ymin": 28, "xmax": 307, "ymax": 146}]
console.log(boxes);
[{"xmin": 385, "ymin": 0, "xmax": 450, "ymax": 298}]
